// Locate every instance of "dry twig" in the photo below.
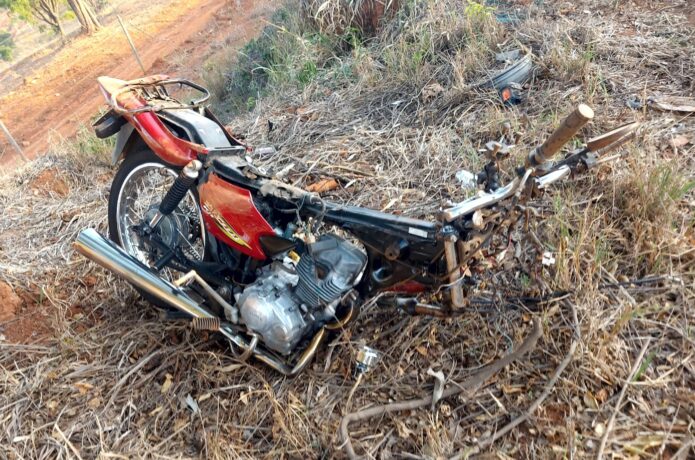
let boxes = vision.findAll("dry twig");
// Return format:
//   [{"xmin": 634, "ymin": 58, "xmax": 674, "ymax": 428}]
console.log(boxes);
[
  {"xmin": 596, "ymin": 338, "xmax": 653, "ymax": 460},
  {"xmin": 339, "ymin": 318, "xmax": 543, "ymax": 459}
]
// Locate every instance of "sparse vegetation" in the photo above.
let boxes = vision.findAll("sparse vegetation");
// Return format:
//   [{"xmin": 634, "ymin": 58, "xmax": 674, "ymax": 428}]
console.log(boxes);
[
  {"xmin": 214, "ymin": 7, "xmax": 336, "ymax": 115},
  {"xmin": 1, "ymin": 0, "xmax": 694, "ymax": 458},
  {"xmin": 0, "ymin": 30, "xmax": 14, "ymax": 60}
]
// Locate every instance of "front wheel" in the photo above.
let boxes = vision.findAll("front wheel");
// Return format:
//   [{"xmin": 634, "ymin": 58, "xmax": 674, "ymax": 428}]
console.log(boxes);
[{"xmin": 107, "ymin": 149, "xmax": 207, "ymax": 306}]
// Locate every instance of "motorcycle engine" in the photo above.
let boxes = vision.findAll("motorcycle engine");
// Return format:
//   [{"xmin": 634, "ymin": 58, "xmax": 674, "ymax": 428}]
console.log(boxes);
[{"xmin": 236, "ymin": 234, "xmax": 367, "ymax": 355}]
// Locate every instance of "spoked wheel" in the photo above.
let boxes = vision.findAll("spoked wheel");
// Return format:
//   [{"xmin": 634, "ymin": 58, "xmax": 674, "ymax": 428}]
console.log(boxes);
[{"xmin": 108, "ymin": 149, "xmax": 207, "ymax": 306}]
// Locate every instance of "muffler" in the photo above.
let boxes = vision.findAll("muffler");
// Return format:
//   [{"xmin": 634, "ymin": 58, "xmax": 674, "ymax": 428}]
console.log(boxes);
[
  {"xmin": 73, "ymin": 228, "xmax": 215, "ymax": 319},
  {"xmin": 73, "ymin": 228, "xmax": 324, "ymax": 376}
]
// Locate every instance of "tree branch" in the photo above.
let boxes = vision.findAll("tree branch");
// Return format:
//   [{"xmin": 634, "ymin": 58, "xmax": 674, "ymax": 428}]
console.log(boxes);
[{"xmin": 339, "ymin": 318, "xmax": 543, "ymax": 459}]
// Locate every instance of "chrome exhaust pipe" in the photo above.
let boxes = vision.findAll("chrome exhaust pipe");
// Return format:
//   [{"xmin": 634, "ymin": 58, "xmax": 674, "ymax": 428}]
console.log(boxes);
[
  {"xmin": 220, "ymin": 324, "xmax": 326, "ymax": 376},
  {"xmin": 73, "ymin": 228, "xmax": 324, "ymax": 376},
  {"xmin": 73, "ymin": 228, "xmax": 215, "ymax": 319}
]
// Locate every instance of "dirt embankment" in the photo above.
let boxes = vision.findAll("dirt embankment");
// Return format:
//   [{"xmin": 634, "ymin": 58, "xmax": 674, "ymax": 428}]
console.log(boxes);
[{"xmin": 0, "ymin": 0, "xmax": 273, "ymax": 167}]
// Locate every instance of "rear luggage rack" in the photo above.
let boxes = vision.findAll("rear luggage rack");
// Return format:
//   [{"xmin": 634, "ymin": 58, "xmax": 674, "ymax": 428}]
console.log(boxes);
[{"xmin": 110, "ymin": 78, "xmax": 211, "ymax": 115}]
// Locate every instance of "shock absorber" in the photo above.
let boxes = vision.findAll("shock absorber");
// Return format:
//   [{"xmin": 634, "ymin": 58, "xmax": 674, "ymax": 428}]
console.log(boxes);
[{"xmin": 149, "ymin": 160, "xmax": 203, "ymax": 229}]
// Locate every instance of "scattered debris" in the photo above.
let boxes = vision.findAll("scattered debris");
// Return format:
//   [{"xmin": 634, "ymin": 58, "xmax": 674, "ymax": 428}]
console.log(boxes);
[
  {"xmin": 185, "ymin": 394, "xmax": 200, "ymax": 414},
  {"xmin": 626, "ymin": 95, "xmax": 643, "ymax": 109},
  {"xmin": 495, "ymin": 49, "xmax": 521, "ymax": 63},
  {"xmin": 426, "ymin": 367, "xmax": 446, "ymax": 409},
  {"xmin": 455, "ymin": 169, "xmax": 478, "ymax": 190},
  {"xmin": 541, "ymin": 251, "xmax": 556, "ymax": 266},
  {"xmin": 355, "ymin": 345, "xmax": 380, "ymax": 375},
  {"xmin": 475, "ymin": 54, "xmax": 533, "ymax": 90},
  {"xmin": 305, "ymin": 178, "xmax": 339, "ymax": 193},
  {"xmin": 647, "ymin": 95, "xmax": 695, "ymax": 113}
]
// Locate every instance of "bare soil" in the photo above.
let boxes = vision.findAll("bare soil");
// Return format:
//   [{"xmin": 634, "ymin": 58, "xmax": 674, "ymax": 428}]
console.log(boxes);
[
  {"xmin": 29, "ymin": 168, "xmax": 70, "ymax": 197},
  {"xmin": 0, "ymin": 0, "xmax": 274, "ymax": 167},
  {"xmin": 0, "ymin": 281, "xmax": 21, "ymax": 323}
]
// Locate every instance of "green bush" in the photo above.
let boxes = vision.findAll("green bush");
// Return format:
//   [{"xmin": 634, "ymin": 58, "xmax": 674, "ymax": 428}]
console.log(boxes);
[
  {"xmin": 0, "ymin": 30, "xmax": 14, "ymax": 61},
  {"xmin": 219, "ymin": 6, "xmax": 339, "ymax": 115}
]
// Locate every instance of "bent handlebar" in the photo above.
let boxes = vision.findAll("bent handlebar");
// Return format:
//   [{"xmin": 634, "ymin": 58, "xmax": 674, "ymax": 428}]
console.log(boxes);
[
  {"xmin": 443, "ymin": 105, "xmax": 595, "ymax": 222},
  {"xmin": 527, "ymin": 104, "xmax": 594, "ymax": 166}
]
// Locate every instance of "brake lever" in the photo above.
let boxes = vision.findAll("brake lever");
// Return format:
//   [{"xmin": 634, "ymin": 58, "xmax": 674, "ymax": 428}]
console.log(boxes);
[{"xmin": 549, "ymin": 122, "xmax": 639, "ymax": 173}]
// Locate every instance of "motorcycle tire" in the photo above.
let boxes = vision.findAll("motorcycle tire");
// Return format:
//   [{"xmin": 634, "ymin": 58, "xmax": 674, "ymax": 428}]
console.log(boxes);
[{"xmin": 107, "ymin": 148, "xmax": 208, "ymax": 311}]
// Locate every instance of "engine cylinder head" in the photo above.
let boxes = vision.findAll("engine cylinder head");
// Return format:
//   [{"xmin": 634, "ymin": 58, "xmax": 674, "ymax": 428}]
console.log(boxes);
[{"xmin": 294, "ymin": 235, "xmax": 367, "ymax": 309}]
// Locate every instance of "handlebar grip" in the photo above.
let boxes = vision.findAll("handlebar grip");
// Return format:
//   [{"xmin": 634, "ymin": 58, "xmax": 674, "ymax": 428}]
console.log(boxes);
[{"xmin": 528, "ymin": 104, "xmax": 594, "ymax": 166}]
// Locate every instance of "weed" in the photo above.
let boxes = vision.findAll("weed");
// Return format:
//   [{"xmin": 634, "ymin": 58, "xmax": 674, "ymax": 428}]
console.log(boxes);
[
  {"xmin": 73, "ymin": 127, "xmax": 114, "ymax": 158},
  {"xmin": 0, "ymin": 30, "xmax": 14, "ymax": 61},
  {"xmin": 548, "ymin": 42, "xmax": 592, "ymax": 83},
  {"xmin": 464, "ymin": 1, "xmax": 495, "ymax": 22},
  {"xmin": 214, "ymin": 5, "xmax": 338, "ymax": 117},
  {"xmin": 632, "ymin": 349, "xmax": 656, "ymax": 382}
]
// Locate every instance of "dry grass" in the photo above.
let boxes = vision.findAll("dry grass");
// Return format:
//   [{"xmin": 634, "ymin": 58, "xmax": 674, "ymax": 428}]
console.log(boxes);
[
  {"xmin": 1, "ymin": 0, "xmax": 694, "ymax": 458},
  {"xmin": 300, "ymin": 0, "xmax": 401, "ymax": 37}
]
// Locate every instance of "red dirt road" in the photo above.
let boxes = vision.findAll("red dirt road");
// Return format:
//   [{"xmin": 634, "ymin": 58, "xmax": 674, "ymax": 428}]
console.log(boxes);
[{"xmin": 0, "ymin": 0, "xmax": 273, "ymax": 167}]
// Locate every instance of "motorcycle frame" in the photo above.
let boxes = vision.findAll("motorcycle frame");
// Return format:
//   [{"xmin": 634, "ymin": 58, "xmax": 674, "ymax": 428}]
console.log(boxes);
[
  {"xmin": 96, "ymin": 77, "xmax": 463, "ymax": 303},
  {"xmin": 194, "ymin": 164, "xmax": 456, "ymax": 300},
  {"xmin": 84, "ymin": 76, "xmax": 638, "ymax": 375},
  {"xmin": 95, "ymin": 77, "xmax": 622, "ymax": 318}
]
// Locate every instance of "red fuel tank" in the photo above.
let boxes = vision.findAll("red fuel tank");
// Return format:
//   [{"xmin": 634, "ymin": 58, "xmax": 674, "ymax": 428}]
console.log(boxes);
[{"xmin": 198, "ymin": 173, "xmax": 275, "ymax": 260}]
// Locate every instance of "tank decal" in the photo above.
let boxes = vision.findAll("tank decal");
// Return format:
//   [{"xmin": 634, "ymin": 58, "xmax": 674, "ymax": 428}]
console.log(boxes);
[{"xmin": 198, "ymin": 173, "xmax": 274, "ymax": 260}]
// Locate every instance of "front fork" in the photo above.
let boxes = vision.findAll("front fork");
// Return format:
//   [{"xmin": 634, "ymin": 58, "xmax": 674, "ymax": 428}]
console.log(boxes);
[{"xmin": 444, "ymin": 235, "xmax": 466, "ymax": 310}]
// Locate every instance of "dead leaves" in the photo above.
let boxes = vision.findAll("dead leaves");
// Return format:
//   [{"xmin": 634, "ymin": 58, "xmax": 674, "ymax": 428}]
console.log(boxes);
[
  {"xmin": 647, "ymin": 95, "xmax": 695, "ymax": 113},
  {"xmin": 74, "ymin": 381, "xmax": 94, "ymax": 395},
  {"xmin": 583, "ymin": 391, "xmax": 600, "ymax": 411},
  {"xmin": 670, "ymin": 135, "xmax": 690, "ymax": 149},
  {"xmin": 306, "ymin": 178, "xmax": 340, "ymax": 193},
  {"xmin": 160, "ymin": 373, "xmax": 173, "ymax": 394}
]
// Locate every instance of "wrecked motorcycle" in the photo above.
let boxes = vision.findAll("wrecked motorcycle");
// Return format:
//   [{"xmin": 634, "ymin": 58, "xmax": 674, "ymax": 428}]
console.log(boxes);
[{"xmin": 74, "ymin": 75, "xmax": 638, "ymax": 375}]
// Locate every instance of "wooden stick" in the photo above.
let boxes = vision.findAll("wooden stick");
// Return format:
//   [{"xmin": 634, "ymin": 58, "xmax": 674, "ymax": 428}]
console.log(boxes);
[
  {"xmin": 448, "ymin": 300, "xmax": 580, "ymax": 460},
  {"xmin": 339, "ymin": 318, "xmax": 543, "ymax": 459},
  {"xmin": 0, "ymin": 119, "xmax": 29, "ymax": 163},
  {"xmin": 481, "ymin": 301, "xmax": 579, "ymax": 447},
  {"xmin": 596, "ymin": 338, "xmax": 652, "ymax": 459},
  {"xmin": 117, "ymin": 15, "xmax": 146, "ymax": 76}
]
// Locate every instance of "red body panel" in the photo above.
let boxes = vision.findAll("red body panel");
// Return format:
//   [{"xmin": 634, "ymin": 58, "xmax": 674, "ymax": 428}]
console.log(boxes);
[
  {"xmin": 198, "ymin": 173, "xmax": 275, "ymax": 260},
  {"xmin": 128, "ymin": 112, "xmax": 203, "ymax": 167},
  {"xmin": 385, "ymin": 280, "xmax": 427, "ymax": 294},
  {"xmin": 98, "ymin": 75, "xmax": 206, "ymax": 167}
]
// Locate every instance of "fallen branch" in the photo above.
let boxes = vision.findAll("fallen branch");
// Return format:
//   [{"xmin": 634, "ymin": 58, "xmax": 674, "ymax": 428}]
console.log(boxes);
[
  {"xmin": 449, "ymin": 300, "xmax": 581, "ymax": 459},
  {"xmin": 596, "ymin": 337, "xmax": 652, "ymax": 460},
  {"xmin": 339, "ymin": 318, "xmax": 543, "ymax": 459},
  {"xmin": 104, "ymin": 349, "xmax": 163, "ymax": 410}
]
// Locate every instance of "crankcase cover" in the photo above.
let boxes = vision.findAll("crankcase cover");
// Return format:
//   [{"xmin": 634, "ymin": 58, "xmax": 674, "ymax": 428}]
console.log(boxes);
[{"xmin": 237, "ymin": 268, "xmax": 306, "ymax": 355}]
